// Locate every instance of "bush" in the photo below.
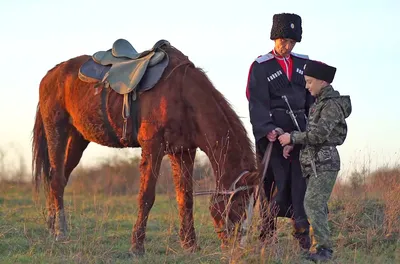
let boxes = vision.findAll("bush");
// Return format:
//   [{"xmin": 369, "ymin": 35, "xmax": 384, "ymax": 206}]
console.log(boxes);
[{"xmin": 67, "ymin": 154, "xmax": 214, "ymax": 196}]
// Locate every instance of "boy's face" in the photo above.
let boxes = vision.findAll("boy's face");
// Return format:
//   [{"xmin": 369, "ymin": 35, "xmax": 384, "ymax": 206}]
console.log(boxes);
[
  {"xmin": 274, "ymin": 38, "xmax": 296, "ymax": 57},
  {"xmin": 304, "ymin": 75, "xmax": 327, "ymax": 96}
]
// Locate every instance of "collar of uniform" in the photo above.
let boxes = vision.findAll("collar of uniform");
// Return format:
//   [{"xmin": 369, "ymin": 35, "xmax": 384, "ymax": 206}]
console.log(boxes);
[
  {"xmin": 316, "ymin": 84, "xmax": 334, "ymax": 101},
  {"xmin": 272, "ymin": 49, "xmax": 291, "ymax": 60}
]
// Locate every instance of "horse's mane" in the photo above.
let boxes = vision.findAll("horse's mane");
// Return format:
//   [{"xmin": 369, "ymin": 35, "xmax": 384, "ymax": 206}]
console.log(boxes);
[{"xmin": 163, "ymin": 45, "xmax": 256, "ymax": 170}]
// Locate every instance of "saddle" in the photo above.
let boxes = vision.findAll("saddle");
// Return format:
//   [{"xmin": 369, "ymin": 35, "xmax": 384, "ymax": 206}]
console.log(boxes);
[
  {"xmin": 78, "ymin": 38, "xmax": 171, "ymax": 143},
  {"xmin": 79, "ymin": 39, "xmax": 170, "ymax": 93}
]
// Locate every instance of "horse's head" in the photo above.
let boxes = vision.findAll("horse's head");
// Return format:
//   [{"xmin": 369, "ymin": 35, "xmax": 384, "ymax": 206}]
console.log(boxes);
[{"xmin": 208, "ymin": 170, "xmax": 260, "ymax": 246}]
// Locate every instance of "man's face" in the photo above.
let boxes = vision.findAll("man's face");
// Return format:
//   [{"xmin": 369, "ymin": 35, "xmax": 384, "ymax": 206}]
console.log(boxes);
[
  {"xmin": 274, "ymin": 38, "xmax": 296, "ymax": 57},
  {"xmin": 304, "ymin": 75, "xmax": 327, "ymax": 96}
]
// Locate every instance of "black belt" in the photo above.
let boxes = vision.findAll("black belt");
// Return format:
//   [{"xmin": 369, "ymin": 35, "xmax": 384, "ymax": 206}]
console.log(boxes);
[{"xmin": 271, "ymin": 108, "xmax": 305, "ymax": 114}]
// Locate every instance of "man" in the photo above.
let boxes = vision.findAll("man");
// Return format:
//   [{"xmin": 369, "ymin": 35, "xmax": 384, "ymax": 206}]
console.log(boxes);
[
  {"xmin": 278, "ymin": 60, "xmax": 351, "ymax": 261},
  {"xmin": 246, "ymin": 13, "xmax": 314, "ymax": 250}
]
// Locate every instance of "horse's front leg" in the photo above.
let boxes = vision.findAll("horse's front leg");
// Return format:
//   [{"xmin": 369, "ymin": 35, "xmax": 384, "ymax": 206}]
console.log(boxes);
[
  {"xmin": 169, "ymin": 149, "xmax": 199, "ymax": 252},
  {"xmin": 130, "ymin": 143, "xmax": 163, "ymax": 256}
]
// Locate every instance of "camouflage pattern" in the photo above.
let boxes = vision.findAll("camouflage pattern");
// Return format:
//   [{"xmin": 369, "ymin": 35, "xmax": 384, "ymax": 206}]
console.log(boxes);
[
  {"xmin": 304, "ymin": 170, "xmax": 338, "ymax": 252},
  {"xmin": 290, "ymin": 84, "xmax": 351, "ymax": 252},
  {"xmin": 291, "ymin": 84, "xmax": 352, "ymax": 177}
]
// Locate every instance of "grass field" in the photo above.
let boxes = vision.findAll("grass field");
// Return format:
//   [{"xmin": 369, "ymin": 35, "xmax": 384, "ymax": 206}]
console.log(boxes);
[{"xmin": 1, "ymin": 166, "xmax": 399, "ymax": 264}]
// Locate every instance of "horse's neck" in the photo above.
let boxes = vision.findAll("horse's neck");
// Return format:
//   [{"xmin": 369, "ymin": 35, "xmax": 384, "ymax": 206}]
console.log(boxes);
[
  {"xmin": 203, "ymin": 139, "xmax": 250, "ymax": 191},
  {"xmin": 180, "ymin": 66, "xmax": 255, "ymax": 189},
  {"xmin": 192, "ymin": 100, "xmax": 251, "ymax": 189}
]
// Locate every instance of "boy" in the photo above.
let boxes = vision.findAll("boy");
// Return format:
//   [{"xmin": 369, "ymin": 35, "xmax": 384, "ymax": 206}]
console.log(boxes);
[{"xmin": 277, "ymin": 60, "xmax": 352, "ymax": 261}]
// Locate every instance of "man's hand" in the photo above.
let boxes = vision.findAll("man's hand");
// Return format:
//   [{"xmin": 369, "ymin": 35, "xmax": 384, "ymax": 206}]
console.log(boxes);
[
  {"xmin": 278, "ymin": 132, "xmax": 291, "ymax": 146},
  {"xmin": 283, "ymin": 145, "xmax": 294, "ymax": 159},
  {"xmin": 267, "ymin": 130, "xmax": 277, "ymax": 142}
]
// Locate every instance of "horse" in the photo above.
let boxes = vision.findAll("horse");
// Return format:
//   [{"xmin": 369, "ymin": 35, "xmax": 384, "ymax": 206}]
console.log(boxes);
[{"xmin": 31, "ymin": 40, "xmax": 260, "ymax": 255}]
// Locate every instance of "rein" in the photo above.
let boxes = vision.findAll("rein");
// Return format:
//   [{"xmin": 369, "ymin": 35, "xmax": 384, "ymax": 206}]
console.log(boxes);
[
  {"xmin": 164, "ymin": 56, "xmax": 193, "ymax": 81},
  {"xmin": 239, "ymin": 127, "xmax": 284, "ymax": 246},
  {"xmin": 193, "ymin": 170, "xmax": 251, "ymax": 198}
]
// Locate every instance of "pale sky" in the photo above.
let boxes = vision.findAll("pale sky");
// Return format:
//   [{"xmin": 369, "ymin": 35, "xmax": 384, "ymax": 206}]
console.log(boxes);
[{"xmin": 0, "ymin": 0, "xmax": 399, "ymax": 178}]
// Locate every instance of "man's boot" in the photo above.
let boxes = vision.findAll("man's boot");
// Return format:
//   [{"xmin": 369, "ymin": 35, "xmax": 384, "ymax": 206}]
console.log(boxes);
[
  {"xmin": 291, "ymin": 219, "xmax": 311, "ymax": 251},
  {"xmin": 293, "ymin": 229, "xmax": 311, "ymax": 251}
]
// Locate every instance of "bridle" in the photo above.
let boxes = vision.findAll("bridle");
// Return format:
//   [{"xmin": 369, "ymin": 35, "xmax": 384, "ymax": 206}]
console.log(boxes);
[
  {"xmin": 191, "ymin": 128, "xmax": 282, "ymax": 246},
  {"xmin": 193, "ymin": 170, "xmax": 257, "ymax": 239},
  {"xmin": 193, "ymin": 170, "xmax": 252, "ymax": 199}
]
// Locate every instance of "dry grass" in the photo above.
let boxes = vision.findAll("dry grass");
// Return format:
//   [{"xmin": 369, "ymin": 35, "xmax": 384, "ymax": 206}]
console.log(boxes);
[{"xmin": 0, "ymin": 148, "xmax": 399, "ymax": 263}]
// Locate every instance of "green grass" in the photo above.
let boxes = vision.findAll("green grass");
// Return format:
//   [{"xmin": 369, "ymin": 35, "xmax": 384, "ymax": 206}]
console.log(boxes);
[{"xmin": 1, "ymin": 182, "xmax": 399, "ymax": 263}]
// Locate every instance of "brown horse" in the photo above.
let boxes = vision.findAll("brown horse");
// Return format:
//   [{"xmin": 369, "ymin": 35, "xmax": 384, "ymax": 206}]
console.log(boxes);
[{"xmin": 32, "ymin": 42, "xmax": 259, "ymax": 255}]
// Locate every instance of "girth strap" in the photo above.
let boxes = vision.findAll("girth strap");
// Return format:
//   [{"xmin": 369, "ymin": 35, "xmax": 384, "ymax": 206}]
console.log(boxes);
[
  {"xmin": 99, "ymin": 84, "xmax": 140, "ymax": 146},
  {"xmin": 101, "ymin": 85, "xmax": 120, "ymax": 145},
  {"xmin": 121, "ymin": 93, "xmax": 131, "ymax": 142},
  {"xmin": 121, "ymin": 91, "xmax": 139, "ymax": 145}
]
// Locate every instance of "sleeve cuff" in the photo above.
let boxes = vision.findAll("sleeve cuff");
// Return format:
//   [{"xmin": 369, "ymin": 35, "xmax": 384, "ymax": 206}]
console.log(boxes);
[{"xmin": 290, "ymin": 131, "xmax": 302, "ymax": 144}]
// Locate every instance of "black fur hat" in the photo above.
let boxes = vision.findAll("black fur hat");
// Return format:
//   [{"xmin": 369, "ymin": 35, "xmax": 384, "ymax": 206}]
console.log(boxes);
[
  {"xmin": 270, "ymin": 13, "xmax": 302, "ymax": 42},
  {"xmin": 304, "ymin": 60, "xmax": 337, "ymax": 83}
]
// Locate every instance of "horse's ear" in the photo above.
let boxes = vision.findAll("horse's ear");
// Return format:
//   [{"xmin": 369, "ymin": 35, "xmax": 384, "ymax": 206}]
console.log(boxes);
[{"xmin": 238, "ymin": 171, "xmax": 260, "ymax": 187}]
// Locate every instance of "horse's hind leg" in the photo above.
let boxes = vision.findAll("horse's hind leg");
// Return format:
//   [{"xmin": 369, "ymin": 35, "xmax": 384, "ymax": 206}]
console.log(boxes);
[
  {"xmin": 64, "ymin": 128, "xmax": 89, "ymax": 183},
  {"xmin": 168, "ymin": 149, "xmax": 199, "ymax": 252},
  {"xmin": 42, "ymin": 108, "xmax": 71, "ymax": 241},
  {"xmin": 45, "ymin": 127, "xmax": 89, "ymax": 236},
  {"xmin": 46, "ymin": 191, "xmax": 56, "ymax": 234},
  {"xmin": 131, "ymin": 140, "xmax": 164, "ymax": 255}
]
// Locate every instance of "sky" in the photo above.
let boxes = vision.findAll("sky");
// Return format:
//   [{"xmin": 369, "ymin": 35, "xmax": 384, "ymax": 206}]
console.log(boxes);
[{"xmin": 0, "ymin": 0, "xmax": 399, "ymax": 179}]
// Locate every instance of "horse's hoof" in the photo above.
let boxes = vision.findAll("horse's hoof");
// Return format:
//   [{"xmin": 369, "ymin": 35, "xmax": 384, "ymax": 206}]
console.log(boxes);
[
  {"xmin": 47, "ymin": 221, "xmax": 55, "ymax": 235},
  {"xmin": 129, "ymin": 246, "xmax": 145, "ymax": 257},
  {"xmin": 220, "ymin": 242, "xmax": 230, "ymax": 251},
  {"xmin": 47, "ymin": 228, "xmax": 55, "ymax": 236},
  {"xmin": 55, "ymin": 232, "xmax": 67, "ymax": 242},
  {"xmin": 182, "ymin": 243, "xmax": 201, "ymax": 253}
]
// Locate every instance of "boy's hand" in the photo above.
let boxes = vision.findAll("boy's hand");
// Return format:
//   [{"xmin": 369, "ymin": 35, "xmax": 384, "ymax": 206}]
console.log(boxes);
[
  {"xmin": 283, "ymin": 145, "xmax": 293, "ymax": 159},
  {"xmin": 267, "ymin": 130, "xmax": 277, "ymax": 142},
  {"xmin": 278, "ymin": 133, "xmax": 291, "ymax": 146}
]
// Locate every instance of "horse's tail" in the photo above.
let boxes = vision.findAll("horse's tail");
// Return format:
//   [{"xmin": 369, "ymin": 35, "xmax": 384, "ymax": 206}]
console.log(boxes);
[{"xmin": 32, "ymin": 103, "xmax": 51, "ymax": 194}]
